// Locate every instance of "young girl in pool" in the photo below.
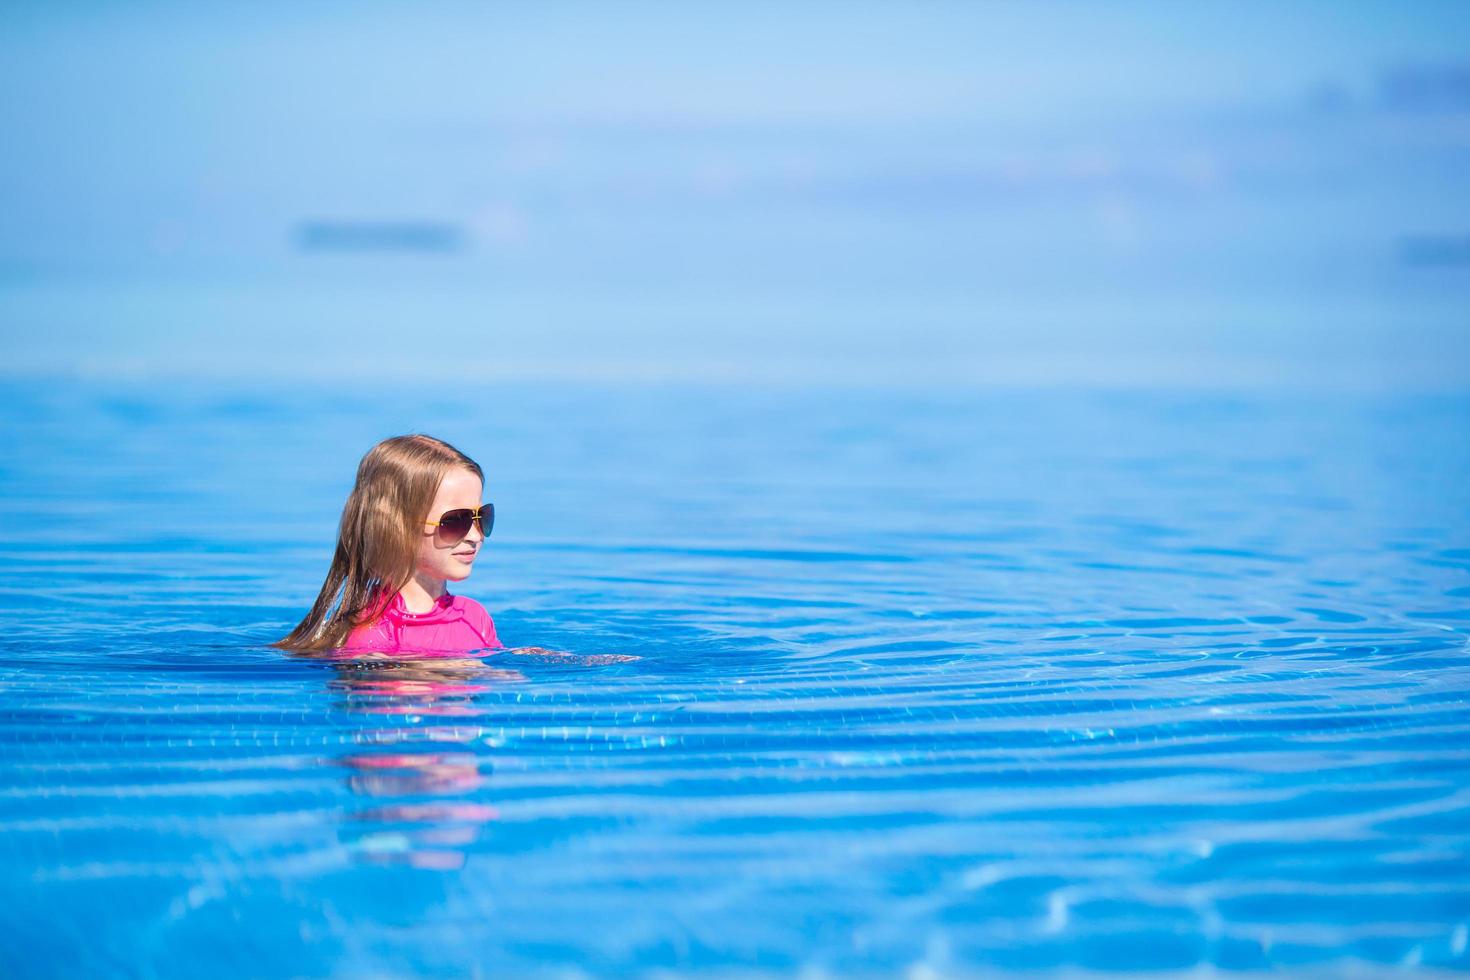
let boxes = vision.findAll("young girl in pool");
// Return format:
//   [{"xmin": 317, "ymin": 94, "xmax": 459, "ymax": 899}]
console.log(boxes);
[{"xmin": 273, "ymin": 434, "xmax": 508, "ymax": 656}]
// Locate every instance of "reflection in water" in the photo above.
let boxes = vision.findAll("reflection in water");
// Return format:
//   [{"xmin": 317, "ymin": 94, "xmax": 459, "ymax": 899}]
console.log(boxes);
[
  {"xmin": 302, "ymin": 648, "xmax": 636, "ymax": 870},
  {"xmin": 321, "ymin": 654, "xmax": 523, "ymax": 870}
]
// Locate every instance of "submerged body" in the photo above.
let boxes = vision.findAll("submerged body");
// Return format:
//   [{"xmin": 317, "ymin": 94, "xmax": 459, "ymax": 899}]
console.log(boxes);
[{"xmin": 338, "ymin": 590, "xmax": 503, "ymax": 656}]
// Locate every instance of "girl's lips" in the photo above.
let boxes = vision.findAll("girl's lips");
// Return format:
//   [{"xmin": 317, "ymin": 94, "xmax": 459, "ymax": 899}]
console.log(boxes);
[{"xmin": 452, "ymin": 552, "xmax": 477, "ymax": 563}]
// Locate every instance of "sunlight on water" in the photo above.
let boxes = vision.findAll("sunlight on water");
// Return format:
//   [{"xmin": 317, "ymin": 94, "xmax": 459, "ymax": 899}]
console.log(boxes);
[{"xmin": 1, "ymin": 380, "xmax": 1467, "ymax": 976}]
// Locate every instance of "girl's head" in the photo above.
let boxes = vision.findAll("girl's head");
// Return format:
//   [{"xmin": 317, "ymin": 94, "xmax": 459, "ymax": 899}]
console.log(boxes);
[{"xmin": 273, "ymin": 434, "xmax": 486, "ymax": 651}]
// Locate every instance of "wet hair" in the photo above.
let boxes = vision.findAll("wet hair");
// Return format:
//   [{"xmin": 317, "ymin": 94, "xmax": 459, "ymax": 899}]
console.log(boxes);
[{"xmin": 272, "ymin": 434, "xmax": 483, "ymax": 651}]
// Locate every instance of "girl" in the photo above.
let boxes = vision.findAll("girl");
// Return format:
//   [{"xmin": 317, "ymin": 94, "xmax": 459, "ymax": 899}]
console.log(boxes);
[{"xmin": 273, "ymin": 434, "xmax": 506, "ymax": 656}]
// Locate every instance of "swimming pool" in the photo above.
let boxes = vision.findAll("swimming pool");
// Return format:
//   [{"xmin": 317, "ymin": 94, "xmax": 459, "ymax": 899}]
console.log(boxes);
[{"xmin": 1, "ymin": 380, "xmax": 1467, "ymax": 977}]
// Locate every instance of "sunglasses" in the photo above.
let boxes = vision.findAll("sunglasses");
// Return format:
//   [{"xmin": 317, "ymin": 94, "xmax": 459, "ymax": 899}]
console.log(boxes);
[{"xmin": 424, "ymin": 504, "xmax": 494, "ymax": 546}]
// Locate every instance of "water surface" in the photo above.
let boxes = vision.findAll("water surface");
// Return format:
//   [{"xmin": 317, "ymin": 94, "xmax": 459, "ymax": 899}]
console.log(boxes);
[{"xmin": 1, "ymin": 381, "xmax": 1467, "ymax": 977}]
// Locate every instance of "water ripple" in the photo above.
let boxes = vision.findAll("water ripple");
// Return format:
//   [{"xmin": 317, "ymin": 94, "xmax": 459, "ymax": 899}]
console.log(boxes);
[{"xmin": 2, "ymin": 384, "xmax": 1469, "ymax": 975}]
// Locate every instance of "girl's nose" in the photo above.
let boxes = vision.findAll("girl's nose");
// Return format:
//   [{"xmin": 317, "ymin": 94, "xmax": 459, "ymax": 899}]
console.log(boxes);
[{"xmin": 465, "ymin": 519, "xmax": 485, "ymax": 543}]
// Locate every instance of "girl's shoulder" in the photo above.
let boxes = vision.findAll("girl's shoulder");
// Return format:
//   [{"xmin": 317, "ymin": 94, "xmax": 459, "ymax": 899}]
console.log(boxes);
[
  {"xmin": 451, "ymin": 594, "xmax": 502, "ymax": 648},
  {"xmin": 450, "ymin": 593, "xmax": 491, "ymax": 617},
  {"xmin": 340, "ymin": 612, "xmax": 394, "ymax": 652}
]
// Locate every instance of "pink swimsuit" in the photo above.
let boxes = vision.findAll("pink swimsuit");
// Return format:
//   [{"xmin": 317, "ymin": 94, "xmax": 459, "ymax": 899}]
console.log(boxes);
[{"xmin": 337, "ymin": 590, "xmax": 504, "ymax": 656}]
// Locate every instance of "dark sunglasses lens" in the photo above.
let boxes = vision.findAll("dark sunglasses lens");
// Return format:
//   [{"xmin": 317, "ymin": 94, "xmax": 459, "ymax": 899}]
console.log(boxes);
[
  {"xmin": 483, "ymin": 503, "xmax": 494, "ymax": 538},
  {"xmin": 436, "ymin": 509, "xmax": 473, "ymax": 544}
]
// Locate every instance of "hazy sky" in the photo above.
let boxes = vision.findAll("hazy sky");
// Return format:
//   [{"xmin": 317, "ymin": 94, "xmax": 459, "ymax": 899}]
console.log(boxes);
[{"xmin": 2, "ymin": 2, "xmax": 1467, "ymax": 386}]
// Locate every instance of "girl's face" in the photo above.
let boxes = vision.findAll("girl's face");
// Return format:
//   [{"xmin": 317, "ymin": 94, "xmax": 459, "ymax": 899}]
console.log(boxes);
[{"xmin": 415, "ymin": 467, "xmax": 485, "ymax": 584}]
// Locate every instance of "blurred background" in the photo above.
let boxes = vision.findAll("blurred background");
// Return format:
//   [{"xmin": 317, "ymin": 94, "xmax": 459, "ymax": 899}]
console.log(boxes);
[{"xmin": 2, "ymin": 0, "xmax": 1467, "ymax": 390}]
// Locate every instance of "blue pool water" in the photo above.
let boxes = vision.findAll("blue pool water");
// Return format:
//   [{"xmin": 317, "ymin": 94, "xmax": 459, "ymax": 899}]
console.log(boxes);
[{"xmin": 1, "ymin": 380, "xmax": 1468, "ymax": 977}]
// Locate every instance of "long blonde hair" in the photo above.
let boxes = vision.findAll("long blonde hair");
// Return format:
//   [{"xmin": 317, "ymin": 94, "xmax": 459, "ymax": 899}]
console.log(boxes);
[{"xmin": 273, "ymin": 434, "xmax": 483, "ymax": 651}]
